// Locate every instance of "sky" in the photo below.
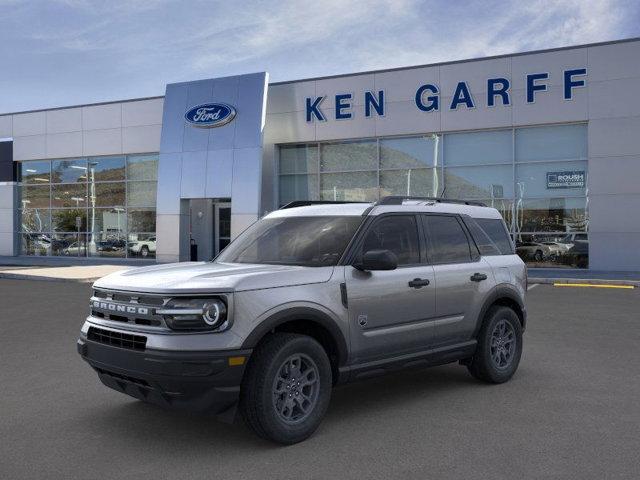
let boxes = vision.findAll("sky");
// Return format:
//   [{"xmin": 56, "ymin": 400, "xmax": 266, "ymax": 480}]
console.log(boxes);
[{"xmin": 1, "ymin": 0, "xmax": 639, "ymax": 113}]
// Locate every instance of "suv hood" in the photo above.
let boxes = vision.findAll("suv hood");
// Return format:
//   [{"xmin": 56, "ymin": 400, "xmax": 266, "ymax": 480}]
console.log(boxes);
[{"xmin": 93, "ymin": 262, "xmax": 335, "ymax": 294}]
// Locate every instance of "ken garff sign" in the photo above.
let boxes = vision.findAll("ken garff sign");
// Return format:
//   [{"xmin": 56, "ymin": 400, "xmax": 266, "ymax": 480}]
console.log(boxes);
[
  {"xmin": 305, "ymin": 68, "xmax": 587, "ymax": 122},
  {"xmin": 185, "ymin": 103, "xmax": 237, "ymax": 128},
  {"xmin": 547, "ymin": 170, "xmax": 586, "ymax": 189}
]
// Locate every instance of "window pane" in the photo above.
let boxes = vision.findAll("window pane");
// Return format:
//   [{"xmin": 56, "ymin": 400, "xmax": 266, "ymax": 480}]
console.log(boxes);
[
  {"xmin": 463, "ymin": 218, "xmax": 501, "ymax": 256},
  {"xmin": 94, "ymin": 182, "xmax": 125, "ymax": 207},
  {"xmin": 516, "ymin": 124, "xmax": 587, "ymax": 162},
  {"xmin": 515, "ymin": 197, "xmax": 587, "ymax": 233},
  {"xmin": 424, "ymin": 215, "xmax": 472, "ymax": 264},
  {"xmin": 515, "ymin": 233, "xmax": 588, "ymax": 269},
  {"xmin": 444, "ymin": 130, "xmax": 512, "ymax": 166},
  {"xmin": 516, "ymin": 161, "xmax": 586, "ymax": 198},
  {"xmin": 127, "ymin": 181, "xmax": 157, "ymax": 207},
  {"xmin": 88, "ymin": 208, "xmax": 127, "ymax": 238},
  {"xmin": 217, "ymin": 216, "xmax": 362, "ymax": 266},
  {"xmin": 279, "ymin": 174, "xmax": 319, "ymax": 206},
  {"xmin": 127, "ymin": 154, "xmax": 158, "ymax": 181},
  {"xmin": 52, "ymin": 183, "xmax": 87, "ymax": 208},
  {"xmin": 128, "ymin": 209, "xmax": 156, "ymax": 232},
  {"xmin": 320, "ymin": 171, "xmax": 378, "ymax": 201},
  {"xmin": 127, "ymin": 234, "xmax": 156, "ymax": 259},
  {"xmin": 52, "ymin": 209, "xmax": 87, "ymax": 232},
  {"xmin": 20, "ymin": 209, "xmax": 50, "ymax": 233},
  {"xmin": 279, "ymin": 145, "xmax": 318, "ymax": 174},
  {"xmin": 471, "ymin": 199, "xmax": 514, "ymax": 229},
  {"xmin": 91, "ymin": 156, "xmax": 125, "ymax": 181},
  {"xmin": 51, "ymin": 158, "xmax": 87, "ymax": 183},
  {"xmin": 379, "ymin": 168, "xmax": 439, "ymax": 197},
  {"xmin": 361, "ymin": 215, "xmax": 420, "ymax": 265},
  {"xmin": 50, "ymin": 233, "xmax": 87, "ymax": 257},
  {"xmin": 444, "ymin": 165, "xmax": 513, "ymax": 199},
  {"xmin": 475, "ymin": 218, "xmax": 514, "ymax": 254},
  {"xmin": 20, "ymin": 161, "xmax": 50, "ymax": 184},
  {"xmin": 380, "ymin": 136, "xmax": 441, "ymax": 169},
  {"xmin": 321, "ymin": 140, "xmax": 377, "ymax": 172},
  {"xmin": 21, "ymin": 185, "xmax": 50, "ymax": 208},
  {"xmin": 21, "ymin": 233, "xmax": 51, "ymax": 256},
  {"xmin": 88, "ymin": 234, "xmax": 126, "ymax": 258}
]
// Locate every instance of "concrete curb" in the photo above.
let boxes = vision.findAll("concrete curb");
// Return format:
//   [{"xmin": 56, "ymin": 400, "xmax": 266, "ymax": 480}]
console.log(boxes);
[
  {"xmin": 529, "ymin": 277, "xmax": 640, "ymax": 287},
  {"xmin": 0, "ymin": 272, "xmax": 99, "ymax": 283}
]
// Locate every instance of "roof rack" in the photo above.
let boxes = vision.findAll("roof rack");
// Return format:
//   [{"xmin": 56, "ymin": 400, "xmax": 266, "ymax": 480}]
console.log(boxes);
[
  {"xmin": 279, "ymin": 200, "xmax": 369, "ymax": 210},
  {"xmin": 375, "ymin": 196, "xmax": 486, "ymax": 207}
]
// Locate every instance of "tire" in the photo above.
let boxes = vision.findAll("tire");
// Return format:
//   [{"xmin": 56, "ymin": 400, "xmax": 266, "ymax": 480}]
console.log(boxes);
[
  {"xmin": 467, "ymin": 306, "xmax": 523, "ymax": 384},
  {"xmin": 534, "ymin": 250, "xmax": 543, "ymax": 262},
  {"xmin": 240, "ymin": 333, "xmax": 332, "ymax": 444},
  {"xmin": 140, "ymin": 246, "xmax": 149, "ymax": 258}
]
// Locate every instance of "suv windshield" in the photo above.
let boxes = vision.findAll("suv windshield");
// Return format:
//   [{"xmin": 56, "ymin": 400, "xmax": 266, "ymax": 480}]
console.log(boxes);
[{"xmin": 215, "ymin": 216, "xmax": 363, "ymax": 267}]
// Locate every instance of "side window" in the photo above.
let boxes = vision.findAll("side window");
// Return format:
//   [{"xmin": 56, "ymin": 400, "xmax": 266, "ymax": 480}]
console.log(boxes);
[
  {"xmin": 361, "ymin": 215, "xmax": 420, "ymax": 266},
  {"xmin": 423, "ymin": 215, "xmax": 472, "ymax": 264},
  {"xmin": 475, "ymin": 218, "xmax": 514, "ymax": 254},
  {"xmin": 463, "ymin": 217, "xmax": 501, "ymax": 256}
]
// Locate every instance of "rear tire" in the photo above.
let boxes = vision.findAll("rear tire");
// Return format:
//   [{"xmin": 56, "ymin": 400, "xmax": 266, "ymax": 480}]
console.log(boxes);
[
  {"xmin": 240, "ymin": 333, "xmax": 332, "ymax": 444},
  {"xmin": 467, "ymin": 306, "xmax": 523, "ymax": 384}
]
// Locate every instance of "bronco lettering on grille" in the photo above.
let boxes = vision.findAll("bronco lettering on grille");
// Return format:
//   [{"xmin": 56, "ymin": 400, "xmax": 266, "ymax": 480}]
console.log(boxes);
[{"xmin": 92, "ymin": 301, "xmax": 149, "ymax": 315}]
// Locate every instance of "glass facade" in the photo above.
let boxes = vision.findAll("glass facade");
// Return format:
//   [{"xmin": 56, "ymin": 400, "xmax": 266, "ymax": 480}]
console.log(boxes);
[
  {"xmin": 18, "ymin": 154, "xmax": 158, "ymax": 259},
  {"xmin": 278, "ymin": 124, "xmax": 588, "ymax": 268}
]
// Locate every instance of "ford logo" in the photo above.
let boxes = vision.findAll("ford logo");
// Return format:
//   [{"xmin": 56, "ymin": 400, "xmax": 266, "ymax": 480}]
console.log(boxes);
[{"xmin": 184, "ymin": 102, "xmax": 237, "ymax": 128}]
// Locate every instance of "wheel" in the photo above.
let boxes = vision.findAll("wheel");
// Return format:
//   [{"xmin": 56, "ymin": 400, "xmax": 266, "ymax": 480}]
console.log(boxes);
[
  {"xmin": 140, "ymin": 246, "xmax": 149, "ymax": 258},
  {"xmin": 534, "ymin": 250, "xmax": 543, "ymax": 261},
  {"xmin": 467, "ymin": 306, "xmax": 523, "ymax": 384},
  {"xmin": 240, "ymin": 333, "xmax": 332, "ymax": 444}
]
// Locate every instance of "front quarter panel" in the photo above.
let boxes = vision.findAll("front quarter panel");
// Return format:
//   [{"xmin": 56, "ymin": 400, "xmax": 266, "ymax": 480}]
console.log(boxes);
[{"xmin": 232, "ymin": 271, "xmax": 349, "ymax": 359}]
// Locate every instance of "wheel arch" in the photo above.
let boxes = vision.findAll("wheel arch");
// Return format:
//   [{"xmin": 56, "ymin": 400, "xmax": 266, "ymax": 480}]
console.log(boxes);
[
  {"xmin": 474, "ymin": 285, "xmax": 526, "ymax": 337},
  {"xmin": 241, "ymin": 307, "xmax": 348, "ymax": 383}
]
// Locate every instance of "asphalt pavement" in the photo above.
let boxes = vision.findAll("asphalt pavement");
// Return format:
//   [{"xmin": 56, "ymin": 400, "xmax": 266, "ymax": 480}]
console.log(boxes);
[{"xmin": 1, "ymin": 279, "xmax": 639, "ymax": 479}]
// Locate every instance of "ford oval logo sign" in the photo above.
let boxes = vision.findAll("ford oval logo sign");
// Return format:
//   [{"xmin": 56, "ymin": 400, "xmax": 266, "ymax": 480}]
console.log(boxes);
[{"xmin": 184, "ymin": 103, "xmax": 236, "ymax": 128}]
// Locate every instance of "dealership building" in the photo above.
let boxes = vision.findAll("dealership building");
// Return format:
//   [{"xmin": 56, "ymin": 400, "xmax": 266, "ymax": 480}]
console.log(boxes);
[{"xmin": 0, "ymin": 38, "xmax": 639, "ymax": 270}]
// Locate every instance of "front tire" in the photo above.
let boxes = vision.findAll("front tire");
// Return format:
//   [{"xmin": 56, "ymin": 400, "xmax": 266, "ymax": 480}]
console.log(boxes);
[
  {"xmin": 467, "ymin": 306, "xmax": 523, "ymax": 383},
  {"xmin": 240, "ymin": 333, "xmax": 332, "ymax": 444}
]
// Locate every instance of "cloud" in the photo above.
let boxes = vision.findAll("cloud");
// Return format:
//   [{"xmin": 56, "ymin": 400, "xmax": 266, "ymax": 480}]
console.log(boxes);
[{"xmin": 0, "ymin": 0, "xmax": 637, "ymax": 111}]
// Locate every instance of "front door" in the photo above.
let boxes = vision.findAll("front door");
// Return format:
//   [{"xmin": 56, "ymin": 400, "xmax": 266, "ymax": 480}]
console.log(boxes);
[
  {"xmin": 345, "ymin": 214, "xmax": 436, "ymax": 363},
  {"xmin": 214, "ymin": 203, "xmax": 231, "ymax": 256}
]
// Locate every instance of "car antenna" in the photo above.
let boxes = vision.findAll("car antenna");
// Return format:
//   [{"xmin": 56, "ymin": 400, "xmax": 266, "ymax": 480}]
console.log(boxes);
[{"xmin": 440, "ymin": 186, "xmax": 446, "ymax": 198}]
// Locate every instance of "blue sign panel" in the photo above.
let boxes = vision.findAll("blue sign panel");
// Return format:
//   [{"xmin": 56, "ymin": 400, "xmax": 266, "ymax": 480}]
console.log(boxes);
[
  {"xmin": 546, "ymin": 171, "xmax": 586, "ymax": 189},
  {"xmin": 185, "ymin": 103, "xmax": 236, "ymax": 128}
]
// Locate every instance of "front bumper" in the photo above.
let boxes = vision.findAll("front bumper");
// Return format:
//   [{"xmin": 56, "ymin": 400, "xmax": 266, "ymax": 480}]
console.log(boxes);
[{"xmin": 77, "ymin": 336, "xmax": 251, "ymax": 415}]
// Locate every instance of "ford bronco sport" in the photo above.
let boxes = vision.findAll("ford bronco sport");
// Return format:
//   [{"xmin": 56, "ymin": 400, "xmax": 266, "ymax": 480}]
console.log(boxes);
[{"xmin": 78, "ymin": 196, "xmax": 527, "ymax": 444}]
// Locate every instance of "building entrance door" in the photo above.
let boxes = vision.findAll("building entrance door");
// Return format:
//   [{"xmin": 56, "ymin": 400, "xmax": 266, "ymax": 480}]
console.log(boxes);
[{"xmin": 214, "ymin": 202, "xmax": 231, "ymax": 256}]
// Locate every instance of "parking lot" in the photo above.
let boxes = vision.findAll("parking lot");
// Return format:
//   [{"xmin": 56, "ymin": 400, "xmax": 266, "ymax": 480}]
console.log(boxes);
[{"xmin": 1, "ymin": 279, "xmax": 639, "ymax": 480}]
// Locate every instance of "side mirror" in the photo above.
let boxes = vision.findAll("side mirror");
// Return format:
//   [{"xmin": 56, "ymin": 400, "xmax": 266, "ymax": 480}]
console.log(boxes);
[{"xmin": 355, "ymin": 249, "xmax": 398, "ymax": 271}]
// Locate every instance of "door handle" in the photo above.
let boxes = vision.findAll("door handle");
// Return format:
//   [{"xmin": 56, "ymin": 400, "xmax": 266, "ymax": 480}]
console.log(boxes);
[
  {"xmin": 470, "ymin": 272, "xmax": 488, "ymax": 282},
  {"xmin": 408, "ymin": 278, "xmax": 430, "ymax": 288}
]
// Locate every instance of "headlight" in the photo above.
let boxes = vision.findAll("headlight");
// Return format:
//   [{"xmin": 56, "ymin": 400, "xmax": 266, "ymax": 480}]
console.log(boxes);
[{"xmin": 158, "ymin": 298, "xmax": 229, "ymax": 332}]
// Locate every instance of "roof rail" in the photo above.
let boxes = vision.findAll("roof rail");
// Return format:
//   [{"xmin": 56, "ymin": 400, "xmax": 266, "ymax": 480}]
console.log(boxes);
[
  {"xmin": 375, "ymin": 196, "xmax": 486, "ymax": 207},
  {"xmin": 279, "ymin": 200, "xmax": 369, "ymax": 210}
]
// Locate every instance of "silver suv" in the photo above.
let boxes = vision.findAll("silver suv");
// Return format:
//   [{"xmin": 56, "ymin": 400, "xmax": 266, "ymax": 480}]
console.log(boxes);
[{"xmin": 77, "ymin": 196, "xmax": 527, "ymax": 444}]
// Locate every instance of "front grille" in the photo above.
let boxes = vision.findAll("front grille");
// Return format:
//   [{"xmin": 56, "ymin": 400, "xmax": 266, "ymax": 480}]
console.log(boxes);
[
  {"xmin": 90, "ymin": 289, "xmax": 168, "ymax": 329},
  {"xmin": 88, "ymin": 326, "xmax": 147, "ymax": 351}
]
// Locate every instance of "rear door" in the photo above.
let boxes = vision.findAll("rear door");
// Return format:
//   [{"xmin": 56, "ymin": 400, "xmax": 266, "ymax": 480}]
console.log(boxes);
[
  {"xmin": 345, "ymin": 214, "xmax": 436, "ymax": 363},
  {"xmin": 422, "ymin": 214, "xmax": 493, "ymax": 347}
]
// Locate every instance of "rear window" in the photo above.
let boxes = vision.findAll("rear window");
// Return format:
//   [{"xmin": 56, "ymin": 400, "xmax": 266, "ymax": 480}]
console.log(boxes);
[{"xmin": 473, "ymin": 218, "xmax": 514, "ymax": 255}]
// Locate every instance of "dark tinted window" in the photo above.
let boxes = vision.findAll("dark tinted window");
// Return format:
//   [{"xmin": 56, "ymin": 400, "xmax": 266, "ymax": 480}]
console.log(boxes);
[
  {"xmin": 361, "ymin": 215, "xmax": 420, "ymax": 265},
  {"xmin": 463, "ymin": 218, "xmax": 500, "ymax": 256},
  {"xmin": 216, "ymin": 216, "xmax": 363, "ymax": 267},
  {"xmin": 423, "ymin": 215, "xmax": 472, "ymax": 264},
  {"xmin": 475, "ymin": 218, "xmax": 514, "ymax": 254}
]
